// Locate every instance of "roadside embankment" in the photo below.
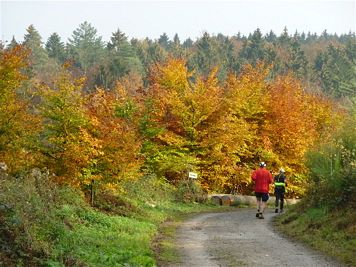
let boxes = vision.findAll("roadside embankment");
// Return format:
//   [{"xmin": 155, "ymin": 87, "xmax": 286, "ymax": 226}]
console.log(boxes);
[{"xmin": 274, "ymin": 204, "xmax": 356, "ymax": 266}]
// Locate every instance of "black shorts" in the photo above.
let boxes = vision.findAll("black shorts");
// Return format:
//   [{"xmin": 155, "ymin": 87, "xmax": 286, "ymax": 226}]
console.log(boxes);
[{"xmin": 255, "ymin": 192, "xmax": 269, "ymax": 202}]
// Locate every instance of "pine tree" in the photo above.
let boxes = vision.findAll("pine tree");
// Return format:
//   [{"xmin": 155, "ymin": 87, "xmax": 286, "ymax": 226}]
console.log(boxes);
[
  {"xmin": 23, "ymin": 24, "xmax": 49, "ymax": 73},
  {"xmin": 239, "ymin": 28, "xmax": 268, "ymax": 66},
  {"xmin": 67, "ymin": 21, "xmax": 105, "ymax": 73},
  {"xmin": 183, "ymin": 38, "xmax": 193, "ymax": 48},
  {"xmin": 314, "ymin": 44, "xmax": 356, "ymax": 98},
  {"xmin": 7, "ymin": 36, "xmax": 18, "ymax": 50},
  {"xmin": 169, "ymin": 33, "xmax": 185, "ymax": 58},
  {"xmin": 265, "ymin": 30, "xmax": 277, "ymax": 43},
  {"xmin": 97, "ymin": 28, "xmax": 143, "ymax": 89},
  {"xmin": 278, "ymin": 27, "xmax": 291, "ymax": 46},
  {"xmin": 46, "ymin": 32, "xmax": 66, "ymax": 63},
  {"xmin": 158, "ymin": 33, "xmax": 170, "ymax": 50},
  {"xmin": 190, "ymin": 32, "xmax": 219, "ymax": 76},
  {"xmin": 288, "ymin": 39, "xmax": 308, "ymax": 79}
]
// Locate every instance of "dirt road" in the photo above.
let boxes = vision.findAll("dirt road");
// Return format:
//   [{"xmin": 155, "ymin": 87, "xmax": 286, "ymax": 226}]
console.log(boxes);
[{"xmin": 168, "ymin": 209, "xmax": 344, "ymax": 267}]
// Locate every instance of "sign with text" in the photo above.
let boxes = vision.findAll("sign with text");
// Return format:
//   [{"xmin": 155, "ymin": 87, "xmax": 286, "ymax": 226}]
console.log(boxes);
[{"xmin": 188, "ymin": 172, "xmax": 198, "ymax": 179}]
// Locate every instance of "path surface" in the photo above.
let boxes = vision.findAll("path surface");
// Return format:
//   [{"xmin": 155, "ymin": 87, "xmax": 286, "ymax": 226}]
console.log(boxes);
[{"xmin": 168, "ymin": 209, "xmax": 344, "ymax": 267}]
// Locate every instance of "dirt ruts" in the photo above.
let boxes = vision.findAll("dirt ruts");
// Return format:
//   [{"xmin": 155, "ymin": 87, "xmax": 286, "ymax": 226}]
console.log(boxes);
[{"xmin": 166, "ymin": 209, "xmax": 344, "ymax": 267}]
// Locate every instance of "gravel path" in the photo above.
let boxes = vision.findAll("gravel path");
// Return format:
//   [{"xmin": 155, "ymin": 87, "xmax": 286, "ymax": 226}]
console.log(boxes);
[{"xmin": 168, "ymin": 208, "xmax": 344, "ymax": 267}]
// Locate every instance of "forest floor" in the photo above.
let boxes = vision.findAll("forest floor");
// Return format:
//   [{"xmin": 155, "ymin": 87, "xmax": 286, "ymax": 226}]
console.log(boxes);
[{"xmin": 160, "ymin": 208, "xmax": 345, "ymax": 267}]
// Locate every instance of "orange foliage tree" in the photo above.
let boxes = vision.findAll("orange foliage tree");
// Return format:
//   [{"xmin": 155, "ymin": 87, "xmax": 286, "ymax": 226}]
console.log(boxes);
[
  {"xmin": 263, "ymin": 75, "xmax": 341, "ymax": 195},
  {"xmin": 86, "ymin": 85, "xmax": 143, "ymax": 185}
]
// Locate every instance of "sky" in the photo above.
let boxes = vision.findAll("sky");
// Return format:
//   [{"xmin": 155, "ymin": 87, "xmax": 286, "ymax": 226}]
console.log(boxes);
[{"xmin": 1, "ymin": 0, "xmax": 355, "ymax": 44}]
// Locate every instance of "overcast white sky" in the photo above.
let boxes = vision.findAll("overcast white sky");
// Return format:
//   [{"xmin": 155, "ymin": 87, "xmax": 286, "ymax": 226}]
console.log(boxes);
[{"xmin": 1, "ymin": 0, "xmax": 355, "ymax": 44}]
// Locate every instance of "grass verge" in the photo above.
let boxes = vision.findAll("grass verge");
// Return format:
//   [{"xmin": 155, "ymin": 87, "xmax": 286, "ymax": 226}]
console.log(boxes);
[{"xmin": 274, "ymin": 204, "xmax": 356, "ymax": 267}]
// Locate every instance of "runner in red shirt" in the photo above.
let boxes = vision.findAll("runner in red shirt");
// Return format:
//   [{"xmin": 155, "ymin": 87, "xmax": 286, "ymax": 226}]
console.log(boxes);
[{"xmin": 251, "ymin": 162, "xmax": 273, "ymax": 219}]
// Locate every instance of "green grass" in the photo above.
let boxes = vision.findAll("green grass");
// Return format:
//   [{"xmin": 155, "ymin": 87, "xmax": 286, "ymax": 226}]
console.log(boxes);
[
  {"xmin": 48, "ymin": 205, "xmax": 157, "ymax": 266},
  {"xmin": 274, "ymin": 204, "xmax": 356, "ymax": 266},
  {"xmin": 46, "ymin": 198, "xmax": 231, "ymax": 266}
]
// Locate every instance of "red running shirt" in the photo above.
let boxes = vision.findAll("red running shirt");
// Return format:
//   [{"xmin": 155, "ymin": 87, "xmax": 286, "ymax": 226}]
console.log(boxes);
[{"xmin": 251, "ymin": 168, "xmax": 273, "ymax": 193}]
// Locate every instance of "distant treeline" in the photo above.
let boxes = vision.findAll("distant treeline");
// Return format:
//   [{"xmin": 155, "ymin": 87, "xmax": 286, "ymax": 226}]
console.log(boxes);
[{"xmin": 4, "ymin": 22, "xmax": 356, "ymax": 99}]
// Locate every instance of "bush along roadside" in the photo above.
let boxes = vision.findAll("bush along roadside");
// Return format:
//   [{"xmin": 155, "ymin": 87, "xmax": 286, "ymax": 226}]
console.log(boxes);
[{"xmin": 0, "ymin": 169, "xmax": 226, "ymax": 266}]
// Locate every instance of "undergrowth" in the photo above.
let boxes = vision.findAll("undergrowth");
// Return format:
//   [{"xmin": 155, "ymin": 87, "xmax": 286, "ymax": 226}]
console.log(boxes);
[{"xmin": 0, "ymin": 170, "xmax": 218, "ymax": 266}]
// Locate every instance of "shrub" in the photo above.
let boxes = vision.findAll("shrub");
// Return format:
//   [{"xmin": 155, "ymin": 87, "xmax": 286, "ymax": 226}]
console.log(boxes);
[
  {"xmin": 175, "ymin": 179, "xmax": 208, "ymax": 203},
  {"xmin": 305, "ymin": 112, "xmax": 356, "ymax": 209},
  {"xmin": 0, "ymin": 168, "xmax": 71, "ymax": 265}
]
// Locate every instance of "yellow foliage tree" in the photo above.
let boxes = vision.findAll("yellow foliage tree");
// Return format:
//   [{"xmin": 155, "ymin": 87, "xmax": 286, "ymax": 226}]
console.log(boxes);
[
  {"xmin": 0, "ymin": 45, "xmax": 41, "ymax": 173},
  {"xmin": 39, "ymin": 69, "xmax": 101, "ymax": 186},
  {"xmin": 148, "ymin": 59, "xmax": 250, "ymax": 191},
  {"xmin": 222, "ymin": 64, "xmax": 271, "ymax": 192}
]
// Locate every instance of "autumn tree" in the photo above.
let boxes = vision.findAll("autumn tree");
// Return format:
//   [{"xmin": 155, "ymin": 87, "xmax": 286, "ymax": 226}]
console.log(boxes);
[
  {"xmin": 222, "ymin": 64, "xmax": 271, "ymax": 192},
  {"xmin": 146, "ymin": 59, "xmax": 244, "ymax": 191},
  {"xmin": 38, "ymin": 69, "xmax": 101, "ymax": 185},
  {"xmin": 141, "ymin": 59, "xmax": 196, "ymax": 179},
  {"xmin": 86, "ymin": 85, "xmax": 143, "ymax": 183},
  {"xmin": 0, "ymin": 45, "xmax": 40, "ymax": 172},
  {"xmin": 263, "ymin": 74, "xmax": 343, "ymax": 195}
]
